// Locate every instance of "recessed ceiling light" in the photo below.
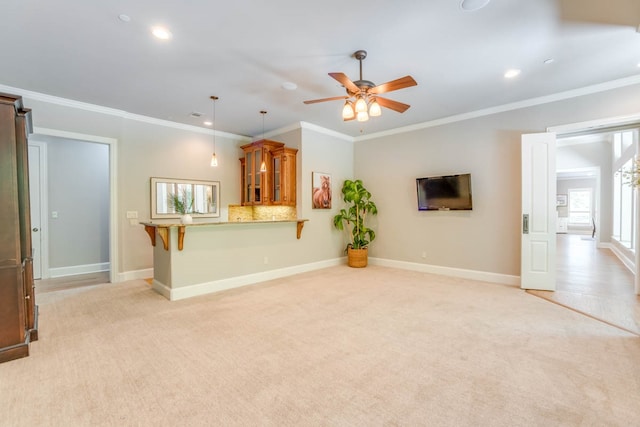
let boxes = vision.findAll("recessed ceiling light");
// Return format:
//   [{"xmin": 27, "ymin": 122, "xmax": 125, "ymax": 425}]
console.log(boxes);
[
  {"xmin": 504, "ymin": 69, "xmax": 521, "ymax": 79},
  {"xmin": 151, "ymin": 26, "xmax": 172, "ymax": 40},
  {"xmin": 543, "ymin": 58, "xmax": 555, "ymax": 65},
  {"xmin": 203, "ymin": 121, "xmax": 212, "ymax": 126},
  {"xmin": 460, "ymin": 0, "xmax": 491, "ymax": 11},
  {"xmin": 118, "ymin": 14, "xmax": 131, "ymax": 22},
  {"xmin": 282, "ymin": 82, "xmax": 297, "ymax": 91}
]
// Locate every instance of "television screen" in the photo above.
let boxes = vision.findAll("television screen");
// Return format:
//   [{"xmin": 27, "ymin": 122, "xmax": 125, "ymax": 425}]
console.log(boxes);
[{"xmin": 416, "ymin": 173, "xmax": 473, "ymax": 211}]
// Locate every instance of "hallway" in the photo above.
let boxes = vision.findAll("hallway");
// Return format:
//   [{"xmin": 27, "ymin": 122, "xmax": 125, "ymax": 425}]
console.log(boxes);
[{"xmin": 529, "ymin": 234, "xmax": 640, "ymax": 335}]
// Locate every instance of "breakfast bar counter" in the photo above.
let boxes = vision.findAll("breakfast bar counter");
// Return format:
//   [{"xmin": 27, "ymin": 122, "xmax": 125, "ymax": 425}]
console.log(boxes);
[
  {"xmin": 140, "ymin": 218, "xmax": 309, "ymax": 301},
  {"xmin": 141, "ymin": 219, "xmax": 307, "ymax": 251}
]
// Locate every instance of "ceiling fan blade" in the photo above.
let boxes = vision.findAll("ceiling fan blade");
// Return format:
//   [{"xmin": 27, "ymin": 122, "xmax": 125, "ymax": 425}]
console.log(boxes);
[
  {"xmin": 303, "ymin": 95, "xmax": 348, "ymax": 105},
  {"xmin": 369, "ymin": 76, "xmax": 417, "ymax": 95},
  {"xmin": 375, "ymin": 97, "xmax": 411, "ymax": 113},
  {"xmin": 329, "ymin": 72, "xmax": 360, "ymax": 94}
]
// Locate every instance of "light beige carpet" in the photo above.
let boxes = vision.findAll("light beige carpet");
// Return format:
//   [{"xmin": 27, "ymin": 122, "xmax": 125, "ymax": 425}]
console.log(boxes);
[{"xmin": 2, "ymin": 266, "xmax": 640, "ymax": 426}]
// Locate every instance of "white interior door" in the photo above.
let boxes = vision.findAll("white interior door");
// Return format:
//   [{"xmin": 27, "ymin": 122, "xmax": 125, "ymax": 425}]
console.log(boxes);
[
  {"xmin": 521, "ymin": 132, "xmax": 557, "ymax": 290},
  {"xmin": 28, "ymin": 144, "xmax": 42, "ymax": 279}
]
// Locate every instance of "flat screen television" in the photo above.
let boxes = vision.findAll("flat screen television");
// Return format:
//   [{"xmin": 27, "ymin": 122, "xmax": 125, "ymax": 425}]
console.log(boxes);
[{"xmin": 416, "ymin": 173, "xmax": 473, "ymax": 211}]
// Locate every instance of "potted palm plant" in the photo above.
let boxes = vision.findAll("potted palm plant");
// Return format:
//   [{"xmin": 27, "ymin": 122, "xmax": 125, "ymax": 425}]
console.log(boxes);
[{"xmin": 333, "ymin": 179, "xmax": 378, "ymax": 267}]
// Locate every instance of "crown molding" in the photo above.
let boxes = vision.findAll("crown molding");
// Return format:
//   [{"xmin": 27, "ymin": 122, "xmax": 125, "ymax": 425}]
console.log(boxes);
[
  {"xmin": 355, "ymin": 74, "xmax": 640, "ymax": 142},
  {"xmin": 299, "ymin": 121, "xmax": 353, "ymax": 141},
  {"xmin": 254, "ymin": 121, "xmax": 353, "ymax": 143},
  {"xmin": 4, "ymin": 73, "xmax": 640, "ymax": 145},
  {"xmin": 0, "ymin": 83, "xmax": 250, "ymax": 142}
]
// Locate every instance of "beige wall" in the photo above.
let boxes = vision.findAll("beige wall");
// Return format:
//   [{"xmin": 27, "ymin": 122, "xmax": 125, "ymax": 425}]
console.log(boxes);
[
  {"xmin": 354, "ymin": 83, "xmax": 640, "ymax": 276},
  {"xmin": 14, "ymin": 81, "xmax": 640, "ymax": 281},
  {"xmin": 20, "ymin": 95, "xmax": 354, "ymax": 279}
]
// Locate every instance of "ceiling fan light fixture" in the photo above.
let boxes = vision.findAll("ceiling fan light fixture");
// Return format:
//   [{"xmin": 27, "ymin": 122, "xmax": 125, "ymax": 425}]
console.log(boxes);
[
  {"xmin": 355, "ymin": 96, "xmax": 368, "ymax": 113},
  {"xmin": 342, "ymin": 101, "xmax": 355, "ymax": 119},
  {"xmin": 303, "ymin": 49, "xmax": 417, "ymax": 124},
  {"xmin": 369, "ymin": 99, "xmax": 382, "ymax": 117}
]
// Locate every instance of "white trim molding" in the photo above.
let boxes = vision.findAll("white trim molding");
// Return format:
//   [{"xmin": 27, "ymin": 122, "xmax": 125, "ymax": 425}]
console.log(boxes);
[
  {"xmin": 118, "ymin": 268, "xmax": 154, "ymax": 283},
  {"xmin": 369, "ymin": 257, "xmax": 521, "ymax": 287},
  {"xmin": 0, "ymin": 83, "xmax": 250, "ymax": 142},
  {"xmin": 152, "ymin": 257, "xmax": 520, "ymax": 302},
  {"xmin": 31, "ymin": 127, "xmax": 120, "ymax": 283},
  {"xmin": 154, "ymin": 258, "xmax": 344, "ymax": 301},
  {"xmin": 49, "ymin": 262, "xmax": 110, "ymax": 278},
  {"xmin": 607, "ymin": 242, "xmax": 636, "ymax": 274},
  {"xmin": 357, "ymin": 75, "xmax": 640, "ymax": 142}
]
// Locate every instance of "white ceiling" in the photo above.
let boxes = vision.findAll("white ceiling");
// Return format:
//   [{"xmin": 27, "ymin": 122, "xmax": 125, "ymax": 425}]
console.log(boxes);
[{"xmin": 1, "ymin": 0, "xmax": 639, "ymax": 138}]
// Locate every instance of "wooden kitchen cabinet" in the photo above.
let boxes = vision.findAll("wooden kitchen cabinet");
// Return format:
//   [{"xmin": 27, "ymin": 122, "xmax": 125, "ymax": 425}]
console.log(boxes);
[
  {"xmin": 240, "ymin": 139, "xmax": 297, "ymax": 206},
  {"xmin": 271, "ymin": 146, "xmax": 297, "ymax": 206}
]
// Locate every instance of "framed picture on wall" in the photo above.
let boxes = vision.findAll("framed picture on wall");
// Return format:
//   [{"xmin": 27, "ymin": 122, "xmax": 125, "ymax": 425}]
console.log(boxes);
[
  {"xmin": 557, "ymin": 194, "xmax": 567, "ymax": 207},
  {"xmin": 312, "ymin": 172, "xmax": 332, "ymax": 209}
]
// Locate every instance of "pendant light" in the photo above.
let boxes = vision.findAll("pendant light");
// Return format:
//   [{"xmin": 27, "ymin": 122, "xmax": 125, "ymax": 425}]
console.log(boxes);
[
  {"xmin": 210, "ymin": 95, "xmax": 219, "ymax": 167},
  {"xmin": 259, "ymin": 110, "xmax": 267, "ymax": 172}
]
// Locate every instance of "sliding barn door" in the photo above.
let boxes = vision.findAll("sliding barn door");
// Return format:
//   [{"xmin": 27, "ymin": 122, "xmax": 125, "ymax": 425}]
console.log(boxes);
[{"xmin": 521, "ymin": 132, "xmax": 556, "ymax": 290}]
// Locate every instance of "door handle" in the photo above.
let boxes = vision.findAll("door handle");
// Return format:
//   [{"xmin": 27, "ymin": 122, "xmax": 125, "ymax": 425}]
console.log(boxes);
[
  {"xmin": 522, "ymin": 214, "xmax": 529, "ymax": 234},
  {"xmin": 32, "ymin": 228, "xmax": 39, "ymax": 232}
]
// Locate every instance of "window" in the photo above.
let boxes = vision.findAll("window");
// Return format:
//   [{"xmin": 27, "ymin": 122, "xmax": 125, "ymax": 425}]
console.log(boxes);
[
  {"xmin": 612, "ymin": 130, "xmax": 638, "ymax": 250},
  {"xmin": 568, "ymin": 188, "xmax": 592, "ymax": 225}
]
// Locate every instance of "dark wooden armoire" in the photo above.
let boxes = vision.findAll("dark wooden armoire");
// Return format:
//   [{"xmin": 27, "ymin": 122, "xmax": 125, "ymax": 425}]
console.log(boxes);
[{"xmin": 0, "ymin": 93, "xmax": 38, "ymax": 363}]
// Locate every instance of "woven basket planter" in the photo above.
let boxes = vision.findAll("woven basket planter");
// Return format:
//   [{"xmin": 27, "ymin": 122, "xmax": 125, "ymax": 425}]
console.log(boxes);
[{"xmin": 347, "ymin": 247, "xmax": 368, "ymax": 268}]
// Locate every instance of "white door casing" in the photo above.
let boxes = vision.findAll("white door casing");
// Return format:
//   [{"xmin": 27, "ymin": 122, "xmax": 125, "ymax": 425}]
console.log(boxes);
[
  {"xmin": 521, "ymin": 132, "xmax": 557, "ymax": 290},
  {"xmin": 28, "ymin": 143, "xmax": 46, "ymax": 279}
]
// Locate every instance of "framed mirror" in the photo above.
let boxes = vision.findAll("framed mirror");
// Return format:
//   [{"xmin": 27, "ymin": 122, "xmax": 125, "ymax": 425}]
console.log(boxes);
[{"xmin": 151, "ymin": 177, "xmax": 220, "ymax": 219}]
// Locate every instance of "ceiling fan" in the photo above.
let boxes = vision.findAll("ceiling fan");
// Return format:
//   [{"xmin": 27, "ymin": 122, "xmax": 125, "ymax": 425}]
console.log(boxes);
[{"xmin": 303, "ymin": 50, "xmax": 418, "ymax": 122}]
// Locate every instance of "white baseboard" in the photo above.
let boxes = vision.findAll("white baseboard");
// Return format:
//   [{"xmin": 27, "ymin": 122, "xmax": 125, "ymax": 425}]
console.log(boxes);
[
  {"xmin": 151, "ymin": 256, "xmax": 519, "ymax": 301},
  {"xmin": 49, "ymin": 262, "xmax": 110, "ymax": 278},
  {"xmin": 369, "ymin": 257, "xmax": 521, "ymax": 287},
  {"xmin": 157, "ymin": 258, "xmax": 344, "ymax": 301},
  {"xmin": 607, "ymin": 243, "xmax": 636, "ymax": 274},
  {"xmin": 117, "ymin": 268, "xmax": 154, "ymax": 283}
]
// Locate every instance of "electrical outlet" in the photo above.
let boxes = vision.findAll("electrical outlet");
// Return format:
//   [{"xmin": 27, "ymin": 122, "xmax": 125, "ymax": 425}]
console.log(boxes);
[
  {"xmin": 263, "ymin": 256, "xmax": 269, "ymax": 265},
  {"xmin": 421, "ymin": 251, "xmax": 427, "ymax": 259},
  {"xmin": 51, "ymin": 211, "xmax": 58, "ymax": 219}
]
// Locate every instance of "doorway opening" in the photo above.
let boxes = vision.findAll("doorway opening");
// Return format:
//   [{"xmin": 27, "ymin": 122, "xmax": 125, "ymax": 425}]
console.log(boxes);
[
  {"xmin": 536, "ymin": 120, "xmax": 640, "ymax": 334},
  {"xmin": 28, "ymin": 128, "xmax": 118, "ymax": 286}
]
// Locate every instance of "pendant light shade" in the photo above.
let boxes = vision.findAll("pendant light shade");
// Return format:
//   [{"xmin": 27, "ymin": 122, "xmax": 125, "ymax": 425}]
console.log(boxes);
[
  {"xmin": 369, "ymin": 99, "xmax": 382, "ymax": 117},
  {"xmin": 354, "ymin": 96, "xmax": 368, "ymax": 113},
  {"xmin": 260, "ymin": 110, "xmax": 267, "ymax": 172},
  {"xmin": 342, "ymin": 101, "xmax": 355, "ymax": 120},
  {"xmin": 210, "ymin": 95, "xmax": 219, "ymax": 167}
]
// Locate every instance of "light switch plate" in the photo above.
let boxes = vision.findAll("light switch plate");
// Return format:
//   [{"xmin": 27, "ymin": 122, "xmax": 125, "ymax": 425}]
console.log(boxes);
[{"xmin": 126, "ymin": 211, "xmax": 138, "ymax": 219}]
